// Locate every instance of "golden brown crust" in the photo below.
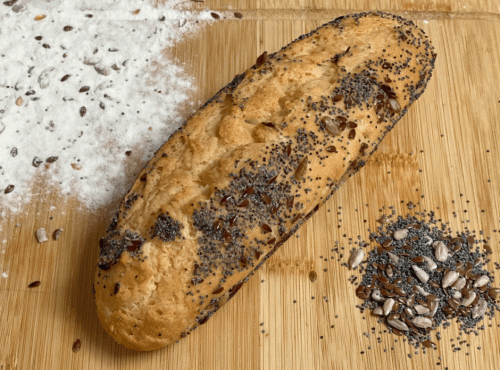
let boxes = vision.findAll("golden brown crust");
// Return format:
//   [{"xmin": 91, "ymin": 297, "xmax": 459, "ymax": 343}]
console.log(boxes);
[{"xmin": 94, "ymin": 12, "xmax": 436, "ymax": 351}]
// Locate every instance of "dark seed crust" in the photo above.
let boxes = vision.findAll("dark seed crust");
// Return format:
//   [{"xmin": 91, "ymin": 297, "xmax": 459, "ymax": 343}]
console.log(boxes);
[{"xmin": 94, "ymin": 11, "xmax": 436, "ymax": 351}]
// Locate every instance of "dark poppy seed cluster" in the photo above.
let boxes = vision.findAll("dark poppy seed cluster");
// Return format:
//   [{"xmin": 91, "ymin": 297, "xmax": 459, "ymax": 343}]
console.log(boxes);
[{"xmin": 353, "ymin": 214, "xmax": 500, "ymax": 349}]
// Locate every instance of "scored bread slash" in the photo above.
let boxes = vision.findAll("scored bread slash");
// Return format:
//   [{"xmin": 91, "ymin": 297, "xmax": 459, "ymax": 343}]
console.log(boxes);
[{"xmin": 94, "ymin": 12, "xmax": 436, "ymax": 351}]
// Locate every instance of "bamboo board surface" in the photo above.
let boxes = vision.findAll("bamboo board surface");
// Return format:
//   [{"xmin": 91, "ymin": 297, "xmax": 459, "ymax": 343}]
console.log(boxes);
[{"xmin": 2, "ymin": 1, "xmax": 500, "ymax": 369}]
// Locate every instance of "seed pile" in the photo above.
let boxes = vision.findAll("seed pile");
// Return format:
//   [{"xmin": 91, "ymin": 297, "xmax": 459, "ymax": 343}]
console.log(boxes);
[{"xmin": 352, "ymin": 213, "xmax": 500, "ymax": 348}]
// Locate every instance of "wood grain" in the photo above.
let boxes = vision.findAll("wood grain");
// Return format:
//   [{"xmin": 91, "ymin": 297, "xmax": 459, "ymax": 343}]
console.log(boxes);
[{"xmin": 2, "ymin": 1, "xmax": 500, "ymax": 369}]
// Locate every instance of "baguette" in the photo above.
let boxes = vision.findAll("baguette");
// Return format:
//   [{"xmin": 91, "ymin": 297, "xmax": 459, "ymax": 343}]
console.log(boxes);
[{"xmin": 94, "ymin": 11, "xmax": 436, "ymax": 351}]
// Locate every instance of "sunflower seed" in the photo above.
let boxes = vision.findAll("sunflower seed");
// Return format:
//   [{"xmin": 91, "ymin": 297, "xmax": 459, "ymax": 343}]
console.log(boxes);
[
  {"xmin": 387, "ymin": 252, "xmax": 399, "ymax": 264},
  {"xmin": 433, "ymin": 241, "xmax": 449, "ymax": 262},
  {"xmin": 442, "ymin": 271, "xmax": 459, "ymax": 288},
  {"xmin": 471, "ymin": 299, "xmax": 487, "ymax": 319},
  {"xmin": 12, "ymin": 3, "xmax": 26, "ymax": 12},
  {"xmin": 371, "ymin": 289, "xmax": 384, "ymax": 302},
  {"xmin": 452, "ymin": 277, "xmax": 466, "ymax": 290},
  {"xmin": 83, "ymin": 56, "xmax": 101, "ymax": 66},
  {"xmin": 414, "ymin": 305, "xmax": 430, "ymax": 315},
  {"xmin": 383, "ymin": 298, "xmax": 395, "ymax": 316},
  {"xmin": 36, "ymin": 228, "xmax": 48, "ymax": 243},
  {"xmin": 373, "ymin": 307, "xmax": 384, "ymax": 316},
  {"xmin": 412, "ymin": 265, "xmax": 429, "ymax": 283},
  {"xmin": 38, "ymin": 67, "xmax": 55, "ymax": 89},
  {"xmin": 94, "ymin": 63, "xmax": 110, "ymax": 76},
  {"xmin": 461, "ymin": 291, "xmax": 476, "ymax": 307},
  {"xmin": 473, "ymin": 275, "xmax": 490, "ymax": 288},
  {"xmin": 451, "ymin": 290, "xmax": 462, "ymax": 300},
  {"xmin": 404, "ymin": 307, "xmax": 415, "ymax": 317},
  {"xmin": 414, "ymin": 285, "xmax": 429, "ymax": 296},
  {"xmin": 411, "ymin": 316, "xmax": 432, "ymax": 329},
  {"xmin": 387, "ymin": 318, "xmax": 409, "ymax": 331},
  {"xmin": 422, "ymin": 256, "xmax": 437, "ymax": 271},
  {"xmin": 429, "ymin": 300, "xmax": 439, "ymax": 316},
  {"xmin": 393, "ymin": 229, "xmax": 408, "ymax": 240},
  {"xmin": 348, "ymin": 248, "xmax": 364, "ymax": 270}
]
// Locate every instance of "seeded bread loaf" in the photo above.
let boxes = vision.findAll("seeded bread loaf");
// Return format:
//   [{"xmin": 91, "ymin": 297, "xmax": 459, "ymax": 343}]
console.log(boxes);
[{"xmin": 94, "ymin": 12, "xmax": 436, "ymax": 351}]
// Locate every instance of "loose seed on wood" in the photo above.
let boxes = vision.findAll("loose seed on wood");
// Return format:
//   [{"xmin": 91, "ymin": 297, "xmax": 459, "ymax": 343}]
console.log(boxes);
[
  {"xmin": 387, "ymin": 318, "xmax": 409, "ymax": 331},
  {"xmin": 387, "ymin": 98, "xmax": 401, "ymax": 113},
  {"xmin": 348, "ymin": 248, "xmax": 364, "ymax": 270},
  {"xmin": 393, "ymin": 229, "xmax": 408, "ymax": 240},
  {"xmin": 451, "ymin": 290, "xmax": 462, "ymax": 300},
  {"xmin": 36, "ymin": 228, "xmax": 48, "ymax": 243},
  {"xmin": 429, "ymin": 300, "xmax": 439, "ymax": 316},
  {"xmin": 371, "ymin": 289, "xmax": 384, "ymax": 302},
  {"xmin": 53, "ymin": 228, "xmax": 63, "ymax": 240},
  {"xmin": 373, "ymin": 307, "xmax": 384, "ymax": 316},
  {"xmin": 411, "ymin": 316, "xmax": 432, "ymax": 329},
  {"xmin": 452, "ymin": 277, "xmax": 466, "ymax": 290},
  {"xmin": 383, "ymin": 298, "xmax": 395, "ymax": 316},
  {"xmin": 473, "ymin": 275, "xmax": 490, "ymax": 288},
  {"xmin": 471, "ymin": 299, "xmax": 487, "ymax": 319},
  {"xmin": 414, "ymin": 305, "xmax": 430, "ymax": 315},
  {"xmin": 28, "ymin": 281, "xmax": 41, "ymax": 288},
  {"xmin": 442, "ymin": 271, "xmax": 459, "ymax": 288},
  {"xmin": 414, "ymin": 285, "xmax": 429, "ymax": 296},
  {"xmin": 404, "ymin": 307, "xmax": 415, "ymax": 317},
  {"xmin": 72, "ymin": 339, "xmax": 81, "ymax": 352},
  {"xmin": 422, "ymin": 256, "xmax": 437, "ymax": 271},
  {"xmin": 412, "ymin": 265, "xmax": 429, "ymax": 283},
  {"xmin": 461, "ymin": 291, "xmax": 476, "ymax": 307},
  {"xmin": 433, "ymin": 241, "xmax": 449, "ymax": 262},
  {"xmin": 387, "ymin": 252, "xmax": 399, "ymax": 264}
]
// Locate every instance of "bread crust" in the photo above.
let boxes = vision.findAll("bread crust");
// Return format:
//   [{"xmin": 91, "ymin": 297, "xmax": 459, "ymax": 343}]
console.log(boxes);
[{"xmin": 94, "ymin": 11, "xmax": 436, "ymax": 351}]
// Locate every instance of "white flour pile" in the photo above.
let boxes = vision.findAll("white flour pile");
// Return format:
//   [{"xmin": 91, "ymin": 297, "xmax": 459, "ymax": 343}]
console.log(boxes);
[{"xmin": 0, "ymin": 0, "xmax": 216, "ymax": 216}]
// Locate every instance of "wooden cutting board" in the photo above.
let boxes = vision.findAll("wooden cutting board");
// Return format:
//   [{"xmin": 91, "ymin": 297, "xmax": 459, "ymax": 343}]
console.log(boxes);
[{"xmin": 2, "ymin": 1, "xmax": 500, "ymax": 369}]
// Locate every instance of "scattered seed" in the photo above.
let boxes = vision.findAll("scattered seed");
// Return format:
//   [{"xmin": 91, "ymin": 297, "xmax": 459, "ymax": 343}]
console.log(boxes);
[
  {"xmin": 411, "ymin": 316, "xmax": 432, "ymax": 329},
  {"xmin": 387, "ymin": 318, "xmax": 409, "ymax": 331},
  {"xmin": 71, "ymin": 163, "xmax": 82, "ymax": 170},
  {"xmin": 36, "ymin": 228, "xmax": 48, "ymax": 243},
  {"xmin": 72, "ymin": 339, "xmax": 81, "ymax": 352},
  {"xmin": 393, "ymin": 229, "xmax": 408, "ymax": 240},
  {"xmin": 4, "ymin": 184, "xmax": 15, "ymax": 194},
  {"xmin": 461, "ymin": 291, "xmax": 476, "ymax": 307},
  {"xmin": 32, "ymin": 156, "xmax": 43, "ymax": 167},
  {"xmin": 79, "ymin": 107, "xmax": 86, "ymax": 117},
  {"xmin": 211, "ymin": 12, "xmax": 220, "ymax": 19},
  {"xmin": 15, "ymin": 97, "xmax": 23, "ymax": 106},
  {"xmin": 46, "ymin": 156, "xmax": 58, "ymax": 163},
  {"xmin": 383, "ymin": 298, "xmax": 395, "ymax": 316},
  {"xmin": 34, "ymin": 14, "xmax": 46, "ymax": 21},
  {"xmin": 348, "ymin": 248, "xmax": 365, "ymax": 270},
  {"xmin": 442, "ymin": 271, "xmax": 459, "ymax": 288},
  {"xmin": 433, "ymin": 241, "xmax": 449, "ymax": 262},
  {"xmin": 63, "ymin": 25, "xmax": 73, "ymax": 31},
  {"xmin": 422, "ymin": 256, "xmax": 437, "ymax": 271},
  {"xmin": 412, "ymin": 265, "xmax": 429, "ymax": 283},
  {"xmin": 79, "ymin": 86, "xmax": 90, "ymax": 93},
  {"xmin": 132, "ymin": 9, "xmax": 140, "ymax": 15},
  {"xmin": 309, "ymin": 271, "xmax": 317, "ymax": 282},
  {"xmin": 53, "ymin": 228, "xmax": 63, "ymax": 240},
  {"xmin": 471, "ymin": 299, "xmax": 487, "ymax": 319},
  {"xmin": 234, "ymin": 12, "xmax": 243, "ymax": 18},
  {"xmin": 473, "ymin": 275, "xmax": 490, "ymax": 288},
  {"xmin": 414, "ymin": 305, "xmax": 430, "ymax": 315},
  {"xmin": 28, "ymin": 280, "xmax": 41, "ymax": 288},
  {"xmin": 373, "ymin": 307, "xmax": 384, "ymax": 316}
]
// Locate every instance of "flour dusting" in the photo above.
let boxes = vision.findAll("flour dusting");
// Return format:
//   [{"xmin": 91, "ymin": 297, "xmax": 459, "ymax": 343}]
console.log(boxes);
[{"xmin": 0, "ymin": 0, "xmax": 216, "ymax": 216}]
